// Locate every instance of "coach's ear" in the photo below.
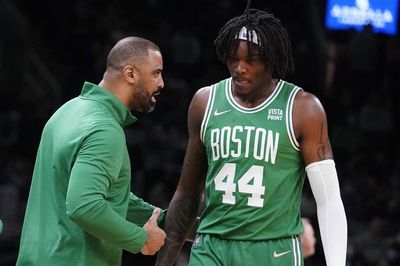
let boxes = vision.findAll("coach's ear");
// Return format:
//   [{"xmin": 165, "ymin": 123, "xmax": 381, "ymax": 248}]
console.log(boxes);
[{"xmin": 122, "ymin": 64, "xmax": 139, "ymax": 84}]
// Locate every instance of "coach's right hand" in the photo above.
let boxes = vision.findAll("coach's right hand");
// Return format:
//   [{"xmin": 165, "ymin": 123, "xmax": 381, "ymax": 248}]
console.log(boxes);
[{"xmin": 140, "ymin": 208, "xmax": 166, "ymax": 255}]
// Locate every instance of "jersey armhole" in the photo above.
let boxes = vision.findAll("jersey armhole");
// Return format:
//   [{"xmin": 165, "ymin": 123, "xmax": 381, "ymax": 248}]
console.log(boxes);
[
  {"xmin": 200, "ymin": 85, "xmax": 216, "ymax": 143},
  {"xmin": 286, "ymin": 86, "xmax": 302, "ymax": 151}
]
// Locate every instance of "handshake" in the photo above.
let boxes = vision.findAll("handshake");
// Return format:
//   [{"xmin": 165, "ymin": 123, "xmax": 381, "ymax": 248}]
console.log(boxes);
[
  {"xmin": 140, "ymin": 208, "xmax": 166, "ymax": 255},
  {"xmin": 140, "ymin": 208, "xmax": 200, "ymax": 255}
]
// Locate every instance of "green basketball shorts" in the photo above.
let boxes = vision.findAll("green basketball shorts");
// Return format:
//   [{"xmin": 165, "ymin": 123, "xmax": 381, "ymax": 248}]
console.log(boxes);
[{"xmin": 189, "ymin": 234, "xmax": 303, "ymax": 266}]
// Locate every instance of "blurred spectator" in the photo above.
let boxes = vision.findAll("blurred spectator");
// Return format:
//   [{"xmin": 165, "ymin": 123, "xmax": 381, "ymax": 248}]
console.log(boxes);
[
  {"xmin": 301, "ymin": 217, "xmax": 316, "ymax": 259},
  {"xmin": 346, "ymin": 24, "xmax": 380, "ymax": 104},
  {"xmin": 386, "ymin": 232, "xmax": 400, "ymax": 266},
  {"xmin": 170, "ymin": 26, "xmax": 202, "ymax": 78},
  {"xmin": 358, "ymin": 90, "xmax": 394, "ymax": 135},
  {"xmin": 355, "ymin": 217, "xmax": 390, "ymax": 265}
]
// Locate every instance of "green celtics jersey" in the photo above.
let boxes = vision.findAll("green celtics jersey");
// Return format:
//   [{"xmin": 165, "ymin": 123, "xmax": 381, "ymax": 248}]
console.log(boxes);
[{"xmin": 198, "ymin": 78, "xmax": 306, "ymax": 240}]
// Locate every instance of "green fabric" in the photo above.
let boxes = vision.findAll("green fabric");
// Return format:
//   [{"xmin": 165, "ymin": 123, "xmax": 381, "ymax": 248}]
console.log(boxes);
[
  {"xmin": 17, "ymin": 82, "xmax": 158, "ymax": 266},
  {"xmin": 0, "ymin": 219, "xmax": 3, "ymax": 234},
  {"xmin": 198, "ymin": 78, "xmax": 306, "ymax": 240},
  {"xmin": 126, "ymin": 193, "xmax": 166, "ymax": 228},
  {"xmin": 189, "ymin": 234, "xmax": 304, "ymax": 266}
]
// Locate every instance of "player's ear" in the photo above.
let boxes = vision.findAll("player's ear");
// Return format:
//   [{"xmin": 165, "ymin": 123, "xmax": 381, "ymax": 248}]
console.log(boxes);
[{"xmin": 122, "ymin": 64, "xmax": 138, "ymax": 84}]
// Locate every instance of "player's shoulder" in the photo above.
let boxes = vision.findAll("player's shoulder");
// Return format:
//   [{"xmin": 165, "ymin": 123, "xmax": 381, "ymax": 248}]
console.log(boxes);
[
  {"xmin": 192, "ymin": 77, "xmax": 228, "ymax": 102},
  {"xmin": 293, "ymin": 89, "xmax": 325, "ymax": 115},
  {"xmin": 196, "ymin": 85, "xmax": 212, "ymax": 96},
  {"xmin": 291, "ymin": 88, "xmax": 328, "ymax": 133},
  {"xmin": 191, "ymin": 85, "xmax": 212, "ymax": 107},
  {"xmin": 294, "ymin": 88, "xmax": 319, "ymax": 103},
  {"xmin": 186, "ymin": 85, "xmax": 213, "ymax": 132}
]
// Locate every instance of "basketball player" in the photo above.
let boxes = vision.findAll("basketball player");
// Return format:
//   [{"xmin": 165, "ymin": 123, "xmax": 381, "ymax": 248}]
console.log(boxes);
[{"xmin": 156, "ymin": 5, "xmax": 347, "ymax": 266}]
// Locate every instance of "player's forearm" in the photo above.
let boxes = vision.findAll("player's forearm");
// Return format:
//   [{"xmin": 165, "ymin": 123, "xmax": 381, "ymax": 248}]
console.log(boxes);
[
  {"xmin": 156, "ymin": 193, "xmax": 200, "ymax": 266},
  {"xmin": 317, "ymin": 199, "xmax": 347, "ymax": 265},
  {"xmin": 306, "ymin": 160, "xmax": 348, "ymax": 266}
]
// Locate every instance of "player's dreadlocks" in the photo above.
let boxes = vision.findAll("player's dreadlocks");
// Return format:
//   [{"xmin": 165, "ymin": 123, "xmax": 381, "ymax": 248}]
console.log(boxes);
[{"xmin": 214, "ymin": 1, "xmax": 294, "ymax": 79}]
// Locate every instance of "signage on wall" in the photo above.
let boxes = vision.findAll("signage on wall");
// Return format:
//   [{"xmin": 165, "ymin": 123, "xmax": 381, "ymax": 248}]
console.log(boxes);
[{"xmin": 325, "ymin": 0, "xmax": 399, "ymax": 35}]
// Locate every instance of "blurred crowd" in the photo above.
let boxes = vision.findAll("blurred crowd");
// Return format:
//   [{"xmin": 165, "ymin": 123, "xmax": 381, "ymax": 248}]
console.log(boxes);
[{"xmin": 1, "ymin": 0, "xmax": 399, "ymax": 265}]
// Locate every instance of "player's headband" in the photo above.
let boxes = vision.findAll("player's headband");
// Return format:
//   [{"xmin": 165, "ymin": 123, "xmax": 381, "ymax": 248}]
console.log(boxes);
[{"xmin": 235, "ymin": 26, "xmax": 259, "ymax": 45}]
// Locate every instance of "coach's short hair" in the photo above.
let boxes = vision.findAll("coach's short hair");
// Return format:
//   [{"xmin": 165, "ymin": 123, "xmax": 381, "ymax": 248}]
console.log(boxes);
[{"xmin": 107, "ymin": 36, "xmax": 160, "ymax": 70}]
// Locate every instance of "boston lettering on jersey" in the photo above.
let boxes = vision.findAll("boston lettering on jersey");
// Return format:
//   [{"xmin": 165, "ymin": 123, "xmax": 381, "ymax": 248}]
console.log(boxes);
[{"xmin": 210, "ymin": 125, "xmax": 279, "ymax": 164}]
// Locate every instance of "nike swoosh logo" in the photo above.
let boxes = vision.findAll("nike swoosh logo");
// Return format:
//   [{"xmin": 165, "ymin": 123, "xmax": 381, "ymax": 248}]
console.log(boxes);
[
  {"xmin": 214, "ymin": 109, "xmax": 231, "ymax": 116},
  {"xmin": 273, "ymin": 250, "xmax": 291, "ymax": 258}
]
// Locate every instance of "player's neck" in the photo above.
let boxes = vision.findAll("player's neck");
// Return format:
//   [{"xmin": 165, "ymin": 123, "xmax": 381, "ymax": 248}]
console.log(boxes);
[{"xmin": 233, "ymin": 79, "xmax": 278, "ymax": 108}]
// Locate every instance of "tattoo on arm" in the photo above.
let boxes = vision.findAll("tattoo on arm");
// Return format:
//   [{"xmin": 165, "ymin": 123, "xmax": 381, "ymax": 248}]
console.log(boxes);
[
  {"xmin": 156, "ymin": 196, "xmax": 200, "ymax": 265},
  {"xmin": 167, "ymin": 197, "xmax": 198, "ymax": 240},
  {"xmin": 317, "ymin": 122, "xmax": 327, "ymax": 160}
]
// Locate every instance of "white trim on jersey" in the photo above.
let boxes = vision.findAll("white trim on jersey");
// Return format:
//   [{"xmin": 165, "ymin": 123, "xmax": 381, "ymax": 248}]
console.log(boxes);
[
  {"xmin": 226, "ymin": 78, "xmax": 284, "ymax": 113},
  {"xmin": 286, "ymin": 86, "xmax": 301, "ymax": 151},
  {"xmin": 200, "ymin": 84, "xmax": 217, "ymax": 143}
]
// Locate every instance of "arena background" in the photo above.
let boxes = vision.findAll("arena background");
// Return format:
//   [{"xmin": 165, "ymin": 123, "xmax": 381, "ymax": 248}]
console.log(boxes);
[{"xmin": 1, "ymin": 0, "xmax": 399, "ymax": 265}]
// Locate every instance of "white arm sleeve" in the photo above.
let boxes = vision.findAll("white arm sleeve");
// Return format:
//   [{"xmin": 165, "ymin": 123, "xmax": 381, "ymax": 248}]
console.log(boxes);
[{"xmin": 305, "ymin": 159, "xmax": 347, "ymax": 266}]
